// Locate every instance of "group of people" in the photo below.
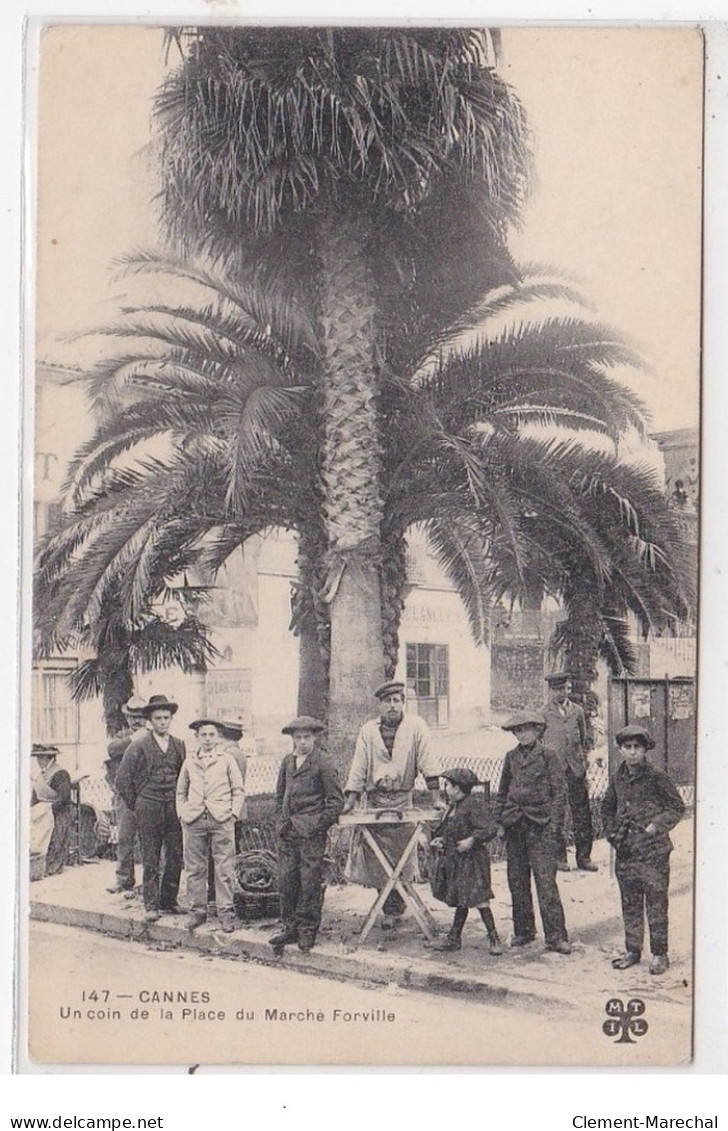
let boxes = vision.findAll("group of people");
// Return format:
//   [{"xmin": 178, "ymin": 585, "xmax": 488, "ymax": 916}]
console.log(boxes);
[
  {"xmin": 57, "ymin": 668, "xmax": 684, "ymax": 975},
  {"xmin": 105, "ymin": 694, "xmax": 248, "ymax": 932}
]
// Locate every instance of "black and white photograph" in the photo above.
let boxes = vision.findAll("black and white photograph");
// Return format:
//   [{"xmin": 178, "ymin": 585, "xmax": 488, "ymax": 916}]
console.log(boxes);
[{"xmin": 21, "ymin": 22, "xmax": 703, "ymax": 1068}]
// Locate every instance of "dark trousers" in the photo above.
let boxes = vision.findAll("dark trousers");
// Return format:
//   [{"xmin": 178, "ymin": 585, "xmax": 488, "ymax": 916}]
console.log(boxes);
[
  {"xmin": 114, "ymin": 795, "xmax": 137, "ymax": 889},
  {"xmin": 505, "ymin": 820, "xmax": 568, "ymax": 945},
  {"xmin": 557, "ymin": 770, "xmax": 594, "ymax": 864},
  {"xmin": 135, "ymin": 798, "xmax": 183, "ymax": 912},
  {"xmin": 278, "ymin": 830, "xmax": 328, "ymax": 942},
  {"xmin": 615, "ymin": 852, "xmax": 670, "ymax": 957}
]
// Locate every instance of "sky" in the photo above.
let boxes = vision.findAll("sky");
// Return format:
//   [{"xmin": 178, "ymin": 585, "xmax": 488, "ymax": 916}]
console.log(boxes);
[{"xmin": 33, "ymin": 24, "xmax": 704, "ymax": 433}]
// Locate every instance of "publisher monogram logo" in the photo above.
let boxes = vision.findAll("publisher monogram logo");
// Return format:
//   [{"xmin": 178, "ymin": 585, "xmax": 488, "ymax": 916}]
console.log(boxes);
[{"xmin": 602, "ymin": 998, "xmax": 649, "ymax": 1044}]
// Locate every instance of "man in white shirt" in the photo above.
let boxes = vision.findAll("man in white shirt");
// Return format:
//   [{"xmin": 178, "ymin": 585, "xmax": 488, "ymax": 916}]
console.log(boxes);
[{"xmin": 342, "ymin": 681, "xmax": 441, "ymax": 926}]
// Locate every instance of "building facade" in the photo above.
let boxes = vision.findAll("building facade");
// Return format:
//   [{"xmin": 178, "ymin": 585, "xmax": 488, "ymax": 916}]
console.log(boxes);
[{"xmin": 32, "ymin": 364, "xmax": 496, "ymax": 779}]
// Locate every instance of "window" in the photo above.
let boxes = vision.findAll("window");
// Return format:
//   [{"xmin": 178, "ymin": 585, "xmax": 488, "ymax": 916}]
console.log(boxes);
[
  {"xmin": 31, "ymin": 664, "xmax": 80, "ymax": 745},
  {"xmin": 406, "ymin": 643, "xmax": 449, "ymax": 727}
]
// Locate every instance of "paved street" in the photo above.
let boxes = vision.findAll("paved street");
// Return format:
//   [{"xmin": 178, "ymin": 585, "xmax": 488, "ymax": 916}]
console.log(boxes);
[{"xmin": 27, "ymin": 914, "xmax": 691, "ymax": 1068}]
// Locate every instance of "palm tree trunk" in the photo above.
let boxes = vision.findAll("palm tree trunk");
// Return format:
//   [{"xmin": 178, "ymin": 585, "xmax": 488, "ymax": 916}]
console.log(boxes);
[
  {"xmin": 317, "ymin": 215, "xmax": 385, "ymax": 772},
  {"xmin": 291, "ymin": 528, "xmax": 330, "ymax": 721},
  {"xmin": 102, "ymin": 663, "xmax": 134, "ymax": 736},
  {"xmin": 381, "ymin": 528, "xmax": 408, "ymax": 680},
  {"xmin": 562, "ymin": 582, "xmax": 601, "ymax": 702}
]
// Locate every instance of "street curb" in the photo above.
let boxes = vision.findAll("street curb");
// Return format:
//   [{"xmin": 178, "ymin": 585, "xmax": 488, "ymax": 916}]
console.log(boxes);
[{"xmin": 29, "ymin": 900, "xmax": 570, "ymax": 1011}]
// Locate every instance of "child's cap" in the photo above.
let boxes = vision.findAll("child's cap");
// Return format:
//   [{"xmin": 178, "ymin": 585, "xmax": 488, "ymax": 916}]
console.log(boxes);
[
  {"xmin": 501, "ymin": 710, "xmax": 545, "ymax": 732},
  {"xmin": 441, "ymin": 767, "xmax": 480, "ymax": 790},
  {"xmin": 282, "ymin": 715, "xmax": 325, "ymax": 735},
  {"xmin": 189, "ymin": 717, "xmax": 225, "ymax": 732},
  {"xmin": 614, "ymin": 724, "xmax": 655, "ymax": 750}
]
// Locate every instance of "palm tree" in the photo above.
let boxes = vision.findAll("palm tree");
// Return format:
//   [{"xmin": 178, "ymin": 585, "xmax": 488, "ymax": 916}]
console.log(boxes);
[
  {"xmin": 35, "ymin": 255, "xmax": 691, "ymax": 764},
  {"xmin": 64, "ymin": 601, "xmax": 217, "ymax": 735},
  {"xmin": 153, "ymin": 26, "xmax": 532, "ymax": 755}
]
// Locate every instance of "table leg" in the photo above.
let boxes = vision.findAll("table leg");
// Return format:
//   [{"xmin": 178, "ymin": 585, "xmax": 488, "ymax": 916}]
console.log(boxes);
[
  {"xmin": 356, "ymin": 828, "xmax": 411, "ymax": 943},
  {"xmin": 356, "ymin": 825, "xmax": 437, "ymax": 943}
]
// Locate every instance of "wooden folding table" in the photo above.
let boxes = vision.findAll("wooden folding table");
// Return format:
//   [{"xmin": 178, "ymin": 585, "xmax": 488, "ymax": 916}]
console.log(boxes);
[{"xmin": 338, "ymin": 808, "xmax": 441, "ymax": 945}]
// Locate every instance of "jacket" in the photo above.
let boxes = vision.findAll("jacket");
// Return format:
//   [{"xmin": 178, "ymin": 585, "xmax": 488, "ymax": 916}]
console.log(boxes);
[
  {"xmin": 344, "ymin": 714, "xmax": 440, "ymax": 803},
  {"xmin": 176, "ymin": 749, "xmax": 245, "ymax": 824},
  {"xmin": 601, "ymin": 759, "xmax": 685, "ymax": 860},
  {"xmin": 432, "ymin": 792, "xmax": 497, "ymax": 851},
  {"xmin": 219, "ymin": 739, "xmax": 248, "ymax": 821},
  {"xmin": 429, "ymin": 792, "xmax": 496, "ymax": 908},
  {"xmin": 276, "ymin": 748, "xmax": 344, "ymax": 837},
  {"xmin": 493, "ymin": 740, "xmax": 567, "ymax": 831},
  {"xmin": 115, "ymin": 731, "xmax": 186, "ymax": 809},
  {"xmin": 542, "ymin": 698, "xmax": 589, "ymax": 777}
]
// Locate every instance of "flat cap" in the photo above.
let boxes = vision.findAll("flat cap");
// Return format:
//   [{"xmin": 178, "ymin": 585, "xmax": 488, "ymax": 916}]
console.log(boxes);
[
  {"xmin": 501, "ymin": 711, "xmax": 546, "ymax": 732},
  {"xmin": 441, "ymin": 767, "xmax": 480, "ymax": 790},
  {"xmin": 374, "ymin": 680, "xmax": 405, "ymax": 700},
  {"xmin": 615, "ymin": 724, "xmax": 655, "ymax": 750},
  {"xmin": 282, "ymin": 715, "xmax": 325, "ymax": 735}
]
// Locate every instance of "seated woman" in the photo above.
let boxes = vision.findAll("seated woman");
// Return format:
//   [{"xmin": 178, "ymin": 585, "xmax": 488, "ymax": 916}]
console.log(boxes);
[{"xmin": 31, "ymin": 744, "xmax": 73, "ymax": 876}]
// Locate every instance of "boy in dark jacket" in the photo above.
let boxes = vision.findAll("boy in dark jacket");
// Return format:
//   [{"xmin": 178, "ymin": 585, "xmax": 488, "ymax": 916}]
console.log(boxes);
[
  {"xmin": 428, "ymin": 768, "xmax": 502, "ymax": 955},
  {"xmin": 494, "ymin": 711, "xmax": 571, "ymax": 954},
  {"xmin": 601, "ymin": 725, "xmax": 685, "ymax": 975},
  {"xmin": 115, "ymin": 694, "xmax": 186, "ymax": 922},
  {"xmin": 269, "ymin": 716, "xmax": 344, "ymax": 954}
]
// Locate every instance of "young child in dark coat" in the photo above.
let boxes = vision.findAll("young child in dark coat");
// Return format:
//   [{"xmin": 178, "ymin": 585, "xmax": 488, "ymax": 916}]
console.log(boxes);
[
  {"xmin": 601, "ymin": 724, "xmax": 685, "ymax": 975},
  {"xmin": 428, "ymin": 767, "xmax": 502, "ymax": 955}
]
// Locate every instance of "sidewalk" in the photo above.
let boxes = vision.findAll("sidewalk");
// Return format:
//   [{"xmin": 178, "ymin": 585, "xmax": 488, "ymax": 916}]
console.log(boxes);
[{"xmin": 29, "ymin": 819, "xmax": 694, "ymax": 1014}]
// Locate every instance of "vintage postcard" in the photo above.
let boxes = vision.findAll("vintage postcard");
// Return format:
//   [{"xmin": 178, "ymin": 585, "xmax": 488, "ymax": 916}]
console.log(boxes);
[{"xmin": 20, "ymin": 23, "xmax": 703, "ymax": 1068}]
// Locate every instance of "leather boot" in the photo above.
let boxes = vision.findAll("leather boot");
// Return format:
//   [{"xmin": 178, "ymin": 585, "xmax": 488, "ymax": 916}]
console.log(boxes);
[
  {"xmin": 487, "ymin": 929, "xmax": 503, "ymax": 956},
  {"xmin": 478, "ymin": 907, "xmax": 503, "ymax": 956},
  {"xmin": 269, "ymin": 923, "xmax": 299, "ymax": 948},
  {"xmin": 430, "ymin": 907, "xmax": 468, "ymax": 951},
  {"xmin": 429, "ymin": 932, "xmax": 462, "ymax": 952}
]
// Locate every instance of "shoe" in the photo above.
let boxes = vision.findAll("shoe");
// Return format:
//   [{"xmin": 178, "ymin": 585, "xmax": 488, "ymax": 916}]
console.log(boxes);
[
  {"xmin": 106, "ymin": 883, "xmax": 134, "ymax": 894},
  {"xmin": 611, "ymin": 951, "xmax": 641, "ymax": 970},
  {"xmin": 546, "ymin": 939, "xmax": 572, "ymax": 955},
  {"xmin": 218, "ymin": 914, "xmax": 237, "ymax": 934},
  {"xmin": 510, "ymin": 933, "xmax": 536, "ymax": 947},
  {"xmin": 269, "ymin": 926, "xmax": 299, "ymax": 948},
  {"xmin": 576, "ymin": 860, "xmax": 598, "ymax": 872},
  {"xmin": 428, "ymin": 935, "xmax": 462, "ymax": 952},
  {"xmin": 649, "ymin": 954, "xmax": 669, "ymax": 975},
  {"xmin": 298, "ymin": 937, "xmax": 315, "ymax": 953},
  {"xmin": 160, "ymin": 904, "xmax": 183, "ymax": 916},
  {"xmin": 487, "ymin": 932, "xmax": 503, "ymax": 956},
  {"xmin": 186, "ymin": 912, "xmax": 207, "ymax": 931},
  {"xmin": 556, "ymin": 861, "xmax": 571, "ymax": 872},
  {"xmin": 143, "ymin": 910, "xmax": 160, "ymax": 923}
]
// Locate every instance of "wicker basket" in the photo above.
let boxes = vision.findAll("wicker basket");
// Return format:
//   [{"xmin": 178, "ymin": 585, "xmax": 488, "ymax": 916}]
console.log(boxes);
[
  {"xmin": 233, "ymin": 849, "xmax": 280, "ymax": 921},
  {"xmin": 234, "ymin": 889, "xmax": 281, "ymax": 920}
]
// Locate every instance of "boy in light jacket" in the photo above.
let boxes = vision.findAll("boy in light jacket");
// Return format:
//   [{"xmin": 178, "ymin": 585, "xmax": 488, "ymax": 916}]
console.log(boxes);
[{"xmin": 176, "ymin": 718, "xmax": 245, "ymax": 933}]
